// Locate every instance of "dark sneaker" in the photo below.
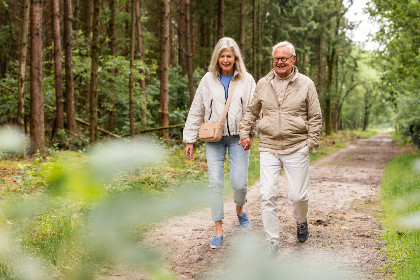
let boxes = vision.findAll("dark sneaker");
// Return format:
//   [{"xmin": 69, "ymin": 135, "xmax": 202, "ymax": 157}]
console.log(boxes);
[
  {"xmin": 266, "ymin": 240, "xmax": 279, "ymax": 258},
  {"xmin": 297, "ymin": 220, "xmax": 309, "ymax": 242},
  {"xmin": 237, "ymin": 211, "xmax": 250, "ymax": 228},
  {"xmin": 210, "ymin": 235, "xmax": 223, "ymax": 248}
]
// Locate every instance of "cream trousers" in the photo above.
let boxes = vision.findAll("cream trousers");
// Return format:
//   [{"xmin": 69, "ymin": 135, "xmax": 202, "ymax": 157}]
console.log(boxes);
[{"xmin": 260, "ymin": 145, "xmax": 310, "ymax": 242}]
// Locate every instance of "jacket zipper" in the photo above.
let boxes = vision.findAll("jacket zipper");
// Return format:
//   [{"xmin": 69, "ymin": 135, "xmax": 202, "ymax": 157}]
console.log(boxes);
[
  {"xmin": 225, "ymin": 78, "xmax": 233, "ymax": 136},
  {"xmin": 208, "ymin": 99, "xmax": 213, "ymax": 121}
]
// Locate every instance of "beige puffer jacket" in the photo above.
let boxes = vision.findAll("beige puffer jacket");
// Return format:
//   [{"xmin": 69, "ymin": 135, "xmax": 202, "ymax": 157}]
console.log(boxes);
[
  {"xmin": 240, "ymin": 67, "xmax": 322, "ymax": 154},
  {"xmin": 183, "ymin": 70, "xmax": 256, "ymax": 143}
]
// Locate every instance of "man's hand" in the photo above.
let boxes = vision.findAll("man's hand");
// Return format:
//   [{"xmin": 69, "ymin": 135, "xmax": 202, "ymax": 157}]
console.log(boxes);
[
  {"xmin": 185, "ymin": 143, "xmax": 194, "ymax": 160},
  {"xmin": 238, "ymin": 138, "xmax": 252, "ymax": 150}
]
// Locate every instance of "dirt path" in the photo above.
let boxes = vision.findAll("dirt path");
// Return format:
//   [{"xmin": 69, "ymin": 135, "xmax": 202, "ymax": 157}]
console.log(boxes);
[{"xmin": 110, "ymin": 133, "xmax": 409, "ymax": 279}]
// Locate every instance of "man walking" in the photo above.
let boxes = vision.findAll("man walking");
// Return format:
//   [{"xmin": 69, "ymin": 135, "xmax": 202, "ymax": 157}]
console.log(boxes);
[{"xmin": 239, "ymin": 41, "xmax": 322, "ymax": 256}]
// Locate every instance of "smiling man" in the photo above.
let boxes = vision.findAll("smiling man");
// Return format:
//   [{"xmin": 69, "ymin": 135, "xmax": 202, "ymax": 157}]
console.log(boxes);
[{"xmin": 239, "ymin": 41, "xmax": 322, "ymax": 257}]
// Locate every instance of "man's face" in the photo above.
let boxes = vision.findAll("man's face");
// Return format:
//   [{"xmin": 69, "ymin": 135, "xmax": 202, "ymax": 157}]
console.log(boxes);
[{"xmin": 272, "ymin": 46, "xmax": 296, "ymax": 78}]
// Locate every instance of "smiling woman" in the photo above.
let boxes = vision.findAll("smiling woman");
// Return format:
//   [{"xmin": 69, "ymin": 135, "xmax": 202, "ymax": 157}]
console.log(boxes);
[
  {"xmin": 218, "ymin": 49, "xmax": 235, "ymax": 76},
  {"xmin": 183, "ymin": 37, "xmax": 256, "ymax": 249}
]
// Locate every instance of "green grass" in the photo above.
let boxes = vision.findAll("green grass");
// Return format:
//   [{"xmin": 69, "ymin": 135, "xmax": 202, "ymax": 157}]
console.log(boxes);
[{"xmin": 380, "ymin": 153, "xmax": 420, "ymax": 279}]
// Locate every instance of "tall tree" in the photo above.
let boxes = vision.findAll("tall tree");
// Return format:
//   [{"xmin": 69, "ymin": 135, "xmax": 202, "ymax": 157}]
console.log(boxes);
[
  {"xmin": 217, "ymin": 0, "xmax": 224, "ymax": 40},
  {"xmin": 178, "ymin": 0, "xmax": 187, "ymax": 75},
  {"xmin": 135, "ymin": 0, "xmax": 147, "ymax": 122},
  {"xmin": 108, "ymin": 0, "xmax": 117, "ymax": 132},
  {"xmin": 324, "ymin": 0, "xmax": 349, "ymax": 135},
  {"xmin": 252, "ymin": 0, "xmax": 256, "ymax": 77},
  {"xmin": 51, "ymin": 0, "xmax": 64, "ymax": 130},
  {"xmin": 89, "ymin": 0, "xmax": 100, "ymax": 142},
  {"xmin": 17, "ymin": 0, "xmax": 31, "ymax": 130},
  {"xmin": 159, "ymin": 0, "xmax": 170, "ymax": 140},
  {"xmin": 63, "ymin": 0, "xmax": 77, "ymax": 134},
  {"xmin": 239, "ymin": 0, "xmax": 246, "ymax": 54},
  {"xmin": 30, "ymin": 0, "xmax": 45, "ymax": 154},
  {"xmin": 185, "ymin": 0, "xmax": 194, "ymax": 104},
  {"xmin": 128, "ymin": 0, "xmax": 136, "ymax": 136}
]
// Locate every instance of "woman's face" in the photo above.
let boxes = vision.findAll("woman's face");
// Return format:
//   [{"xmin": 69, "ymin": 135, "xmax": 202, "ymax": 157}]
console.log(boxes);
[{"xmin": 218, "ymin": 48, "xmax": 235, "ymax": 76}]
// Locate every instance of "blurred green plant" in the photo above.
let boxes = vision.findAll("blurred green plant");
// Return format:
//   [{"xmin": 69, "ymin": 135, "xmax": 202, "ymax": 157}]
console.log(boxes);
[
  {"xmin": 380, "ymin": 153, "xmax": 420, "ymax": 279},
  {"xmin": 0, "ymin": 129, "xmax": 209, "ymax": 279}
]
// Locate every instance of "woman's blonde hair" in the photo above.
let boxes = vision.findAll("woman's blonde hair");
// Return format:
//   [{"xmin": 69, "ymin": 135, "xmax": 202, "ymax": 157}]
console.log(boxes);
[{"xmin": 208, "ymin": 37, "xmax": 247, "ymax": 79}]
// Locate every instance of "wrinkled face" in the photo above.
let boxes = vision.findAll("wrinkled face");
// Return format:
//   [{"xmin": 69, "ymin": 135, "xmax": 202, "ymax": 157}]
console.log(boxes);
[
  {"xmin": 218, "ymin": 48, "xmax": 236, "ymax": 76},
  {"xmin": 272, "ymin": 46, "xmax": 296, "ymax": 78}
]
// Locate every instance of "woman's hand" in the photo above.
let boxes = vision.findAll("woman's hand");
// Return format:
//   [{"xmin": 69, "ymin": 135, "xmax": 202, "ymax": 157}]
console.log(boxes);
[
  {"xmin": 185, "ymin": 143, "xmax": 194, "ymax": 159},
  {"xmin": 238, "ymin": 138, "xmax": 252, "ymax": 150}
]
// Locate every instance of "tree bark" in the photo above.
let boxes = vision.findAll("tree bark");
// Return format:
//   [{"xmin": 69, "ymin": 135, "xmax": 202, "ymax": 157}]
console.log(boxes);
[
  {"xmin": 252, "ymin": 0, "xmax": 256, "ymax": 77},
  {"xmin": 17, "ymin": 0, "xmax": 31, "ymax": 130},
  {"xmin": 30, "ymin": 0, "xmax": 45, "ymax": 154},
  {"xmin": 239, "ymin": 0, "xmax": 246, "ymax": 55},
  {"xmin": 135, "ymin": 0, "xmax": 147, "ymax": 122},
  {"xmin": 317, "ymin": 34, "xmax": 323, "ymax": 93},
  {"xmin": 217, "ymin": 0, "xmax": 224, "ymax": 40},
  {"xmin": 108, "ymin": 0, "xmax": 116, "ymax": 132},
  {"xmin": 159, "ymin": 0, "xmax": 170, "ymax": 141},
  {"xmin": 63, "ymin": 0, "xmax": 77, "ymax": 134},
  {"xmin": 185, "ymin": 0, "xmax": 194, "ymax": 104},
  {"xmin": 178, "ymin": 0, "xmax": 187, "ymax": 75},
  {"xmin": 89, "ymin": 0, "xmax": 100, "ymax": 143},
  {"xmin": 51, "ymin": 0, "xmax": 64, "ymax": 130},
  {"xmin": 128, "ymin": 0, "xmax": 136, "ymax": 136}
]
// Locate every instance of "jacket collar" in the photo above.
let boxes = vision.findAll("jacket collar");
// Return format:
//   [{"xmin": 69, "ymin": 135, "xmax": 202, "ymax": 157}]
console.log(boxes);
[
  {"xmin": 217, "ymin": 69, "xmax": 239, "ymax": 80},
  {"xmin": 264, "ymin": 66, "xmax": 299, "ymax": 83}
]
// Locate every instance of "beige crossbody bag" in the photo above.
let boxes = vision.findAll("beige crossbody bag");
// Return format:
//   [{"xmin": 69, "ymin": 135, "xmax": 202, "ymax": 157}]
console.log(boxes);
[{"xmin": 198, "ymin": 78, "xmax": 238, "ymax": 142}]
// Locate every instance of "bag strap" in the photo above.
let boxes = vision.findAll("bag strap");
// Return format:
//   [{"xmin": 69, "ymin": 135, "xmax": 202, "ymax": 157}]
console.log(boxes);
[{"xmin": 219, "ymin": 77, "xmax": 238, "ymax": 125}]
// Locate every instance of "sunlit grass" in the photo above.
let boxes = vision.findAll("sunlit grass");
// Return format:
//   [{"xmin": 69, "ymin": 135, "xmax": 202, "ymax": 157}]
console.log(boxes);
[{"xmin": 380, "ymin": 153, "xmax": 420, "ymax": 279}]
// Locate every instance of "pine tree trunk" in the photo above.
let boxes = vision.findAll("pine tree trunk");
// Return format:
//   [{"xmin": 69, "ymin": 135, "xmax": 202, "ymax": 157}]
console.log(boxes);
[
  {"xmin": 89, "ymin": 0, "xmax": 100, "ymax": 143},
  {"xmin": 73, "ymin": 0, "xmax": 80, "ymax": 30},
  {"xmin": 51, "ymin": 0, "xmax": 64, "ymax": 130},
  {"xmin": 317, "ymin": 35, "xmax": 323, "ymax": 94},
  {"xmin": 135, "ymin": 0, "xmax": 147, "ymax": 122},
  {"xmin": 185, "ymin": 0, "xmax": 194, "ymax": 104},
  {"xmin": 239, "ymin": 0, "xmax": 246, "ymax": 57},
  {"xmin": 178, "ymin": 0, "xmax": 187, "ymax": 75},
  {"xmin": 108, "ymin": 0, "xmax": 116, "ymax": 132},
  {"xmin": 159, "ymin": 0, "xmax": 170, "ymax": 141},
  {"xmin": 63, "ymin": 0, "xmax": 77, "ymax": 134},
  {"xmin": 17, "ymin": 0, "xmax": 31, "ymax": 130},
  {"xmin": 252, "ymin": 0, "xmax": 256, "ymax": 77},
  {"xmin": 256, "ymin": 0, "xmax": 261, "ymax": 79},
  {"xmin": 217, "ymin": 0, "xmax": 224, "ymax": 40},
  {"xmin": 128, "ymin": 0, "xmax": 136, "ymax": 136},
  {"xmin": 30, "ymin": 0, "xmax": 45, "ymax": 154}
]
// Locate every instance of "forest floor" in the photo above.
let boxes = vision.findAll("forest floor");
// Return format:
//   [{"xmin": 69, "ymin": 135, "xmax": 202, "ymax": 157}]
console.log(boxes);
[{"xmin": 104, "ymin": 132, "xmax": 413, "ymax": 280}]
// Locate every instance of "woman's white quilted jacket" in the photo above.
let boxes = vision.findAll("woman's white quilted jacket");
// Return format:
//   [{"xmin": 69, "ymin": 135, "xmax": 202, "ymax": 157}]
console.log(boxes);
[{"xmin": 183, "ymin": 71, "xmax": 256, "ymax": 143}]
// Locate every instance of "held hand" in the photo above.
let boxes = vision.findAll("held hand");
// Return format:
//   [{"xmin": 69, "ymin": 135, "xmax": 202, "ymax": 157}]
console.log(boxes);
[
  {"xmin": 185, "ymin": 143, "xmax": 194, "ymax": 160},
  {"xmin": 238, "ymin": 138, "xmax": 252, "ymax": 150}
]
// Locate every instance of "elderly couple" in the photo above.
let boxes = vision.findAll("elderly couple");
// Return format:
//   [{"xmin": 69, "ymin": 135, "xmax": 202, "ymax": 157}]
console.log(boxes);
[{"xmin": 183, "ymin": 37, "xmax": 322, "ymax": 257}]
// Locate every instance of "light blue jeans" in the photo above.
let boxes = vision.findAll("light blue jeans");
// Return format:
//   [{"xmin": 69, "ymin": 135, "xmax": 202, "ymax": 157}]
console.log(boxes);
[{"xmin": 205, "ymin": 135, "xmax": 250, "ymax": 221}]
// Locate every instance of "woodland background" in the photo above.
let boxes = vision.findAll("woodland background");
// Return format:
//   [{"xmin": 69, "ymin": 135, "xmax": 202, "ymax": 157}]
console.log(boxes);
[{"xmin": 0, "ymin": 0, "xmax": 418, "ymax": 153}]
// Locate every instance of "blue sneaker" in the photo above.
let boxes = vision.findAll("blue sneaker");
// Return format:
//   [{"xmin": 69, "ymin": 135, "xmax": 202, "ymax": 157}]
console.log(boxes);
[
  {"xmin": 210, "ymin": 235, "xmax": 223, "ymax": 248},
  {"xmin": 237, "ymin": 211, "xmax": 250, "ymax": 228},
  {"xmin": 297, "ymin": 221, "xmax": 309, "ymax": 242}
]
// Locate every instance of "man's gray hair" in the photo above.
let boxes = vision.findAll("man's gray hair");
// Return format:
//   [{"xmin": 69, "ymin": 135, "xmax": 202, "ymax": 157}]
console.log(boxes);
[
  {"xmin": 208, "ymin": 37, "xmax": 247, "ymax": 79},
  {"xmin": 272, "ymin": 41, "xmax": 296, "ymax": 57}
]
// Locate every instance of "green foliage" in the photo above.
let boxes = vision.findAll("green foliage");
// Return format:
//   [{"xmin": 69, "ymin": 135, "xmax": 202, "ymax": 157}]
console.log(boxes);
[
  {"xmin": 369, "ymin": 0, "xmax": 420, "ymax": 145},
  {"xmin": 380, "ymin": 153, "xmax": 420, "ymax": 279}
]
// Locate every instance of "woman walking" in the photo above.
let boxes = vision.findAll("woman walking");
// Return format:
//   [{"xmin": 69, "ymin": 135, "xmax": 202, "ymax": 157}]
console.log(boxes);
[{"xmin": 183, "ymin": 37, "xmax": 256, "ymax": 248}]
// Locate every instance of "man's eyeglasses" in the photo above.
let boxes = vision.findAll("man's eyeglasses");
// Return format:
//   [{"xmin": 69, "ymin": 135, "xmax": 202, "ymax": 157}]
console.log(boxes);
[{"xmin": 271, "ymin": 55, "xmax": 293, "ymax": 63}]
